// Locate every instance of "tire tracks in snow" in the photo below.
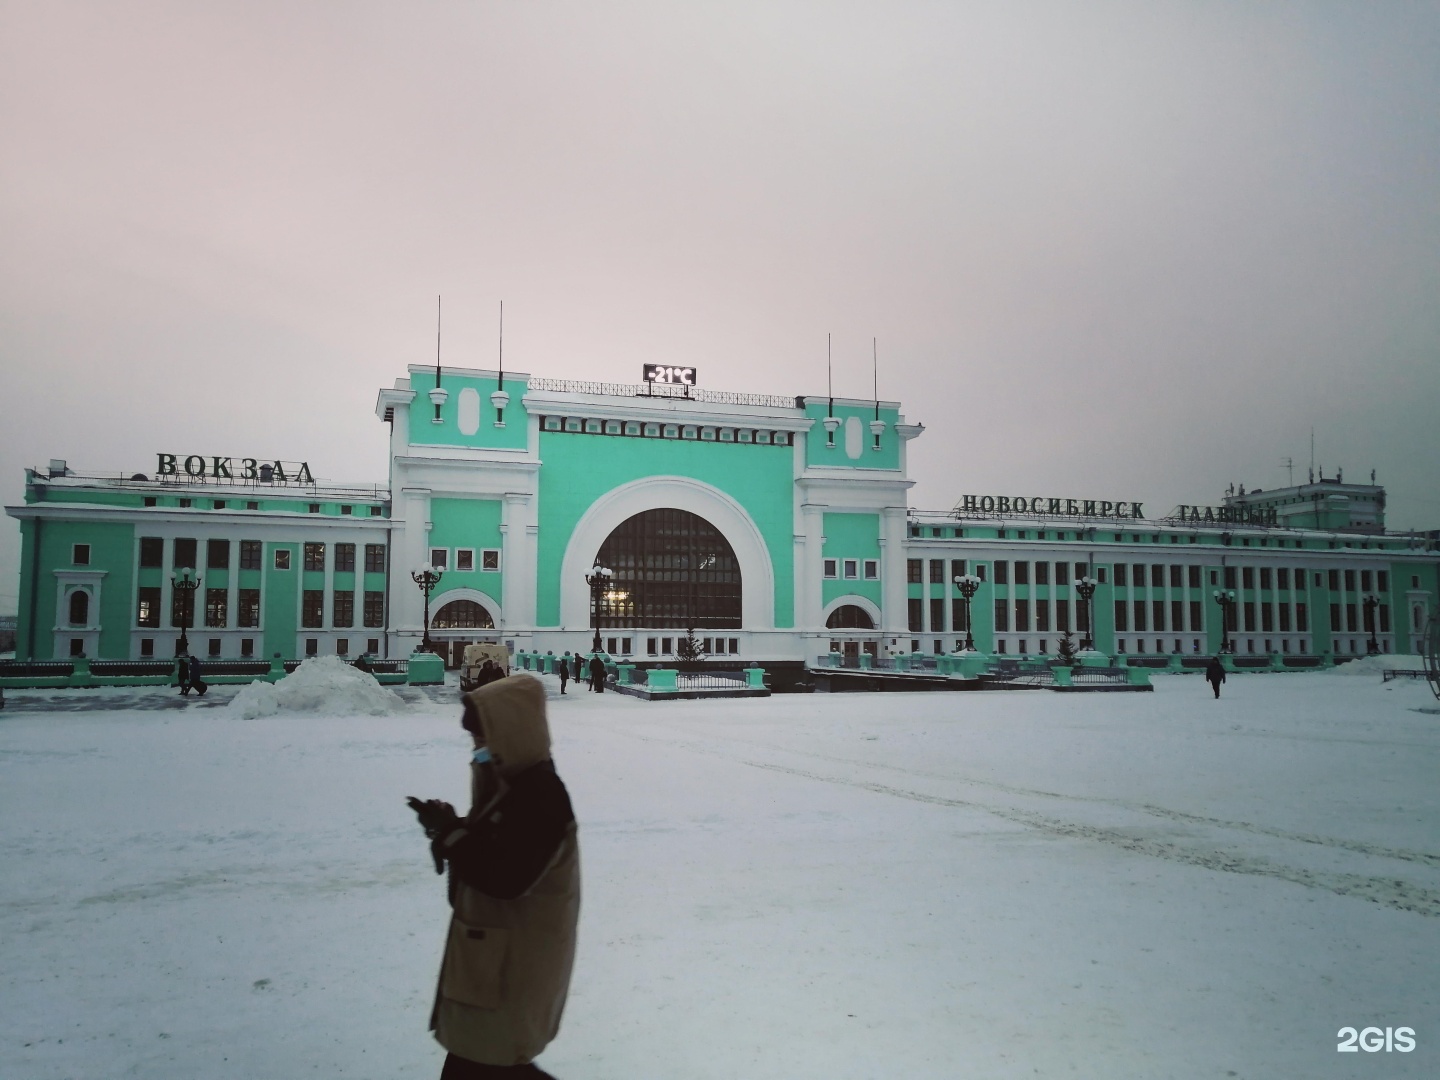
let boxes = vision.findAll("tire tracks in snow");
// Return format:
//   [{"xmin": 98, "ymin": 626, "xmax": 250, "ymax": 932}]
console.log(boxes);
[{"xmin": 605, "ymin": 725, "xmax": 1440, "ymax": 919}]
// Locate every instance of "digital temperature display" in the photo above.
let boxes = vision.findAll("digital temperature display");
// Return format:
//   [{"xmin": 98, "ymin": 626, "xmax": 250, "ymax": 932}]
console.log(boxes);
[{"xmin": 643, "ymin": 364, "xmax": 697, "ymax": 386}]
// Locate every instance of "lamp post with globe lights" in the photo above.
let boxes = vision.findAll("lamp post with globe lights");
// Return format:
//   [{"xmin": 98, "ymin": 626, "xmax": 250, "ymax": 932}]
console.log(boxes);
[
  {"xmin": 171, "ymin": 566, "xmax": 200, "ymax": 655},
  {"xmin": 1363, "ymin": 594, "xmax": 1381, "ymax": 655},
  {"xmin": 411, "ymin": 564, "xmax": 444, "ymax": 652},
  {"xmin": 1074, "ymin": 575, "xmax": 1098, "ymax": 651},
  {"xmin": 1212, "ymin": 588, "xmax": 1237, "ymax": 653},
  {"xmin": 585, "ymin": 564, "xmax": 614, "ymax": 653},
  {"xmin": 952, "ymin": 574, "xmax": 982, "ymax": 652}
]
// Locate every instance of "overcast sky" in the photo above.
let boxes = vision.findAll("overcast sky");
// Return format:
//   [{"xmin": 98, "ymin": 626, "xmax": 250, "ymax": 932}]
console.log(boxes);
[{"xmin": 3, "ymin": 1, "xmax": 1438, "ymax": 613}]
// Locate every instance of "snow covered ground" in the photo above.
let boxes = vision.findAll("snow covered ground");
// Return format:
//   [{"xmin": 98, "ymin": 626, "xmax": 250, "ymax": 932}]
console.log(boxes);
[{"xmin": 2, "ymin": 670, "xmax": 1437, "ymax": 1079}]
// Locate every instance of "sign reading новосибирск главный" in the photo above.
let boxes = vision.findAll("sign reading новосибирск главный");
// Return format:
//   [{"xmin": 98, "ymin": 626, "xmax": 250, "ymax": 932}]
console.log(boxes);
[
  {"xmin": 157, "ymin": 454, "xmax": 315, "ymax": 483},
  {"xmin": 954, "ymin": 494, "xmax": 1279, "ymax": 526}
]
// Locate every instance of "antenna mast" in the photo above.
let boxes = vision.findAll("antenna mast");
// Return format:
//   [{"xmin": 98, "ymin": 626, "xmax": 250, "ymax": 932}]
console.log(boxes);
[
  {"xmin": 873, "ymin": 337, "xmax": 879, "ymax": 421},
  {"xmin": 497, "ymin": 300, "xmax": 504, "ymax": 392},
  {"xmin": 827, "ymin": 333, "xmax": 833, "ymax": 417}
]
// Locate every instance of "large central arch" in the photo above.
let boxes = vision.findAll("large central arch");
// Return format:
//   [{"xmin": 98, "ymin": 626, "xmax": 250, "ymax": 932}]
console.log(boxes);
[
  {"xmin": 558, "ymin": 476, "xmax": 775, "ymax": 631},
  {"xmin": 595, "ymin": 507, "xmax": 742, "ymax": 629}
]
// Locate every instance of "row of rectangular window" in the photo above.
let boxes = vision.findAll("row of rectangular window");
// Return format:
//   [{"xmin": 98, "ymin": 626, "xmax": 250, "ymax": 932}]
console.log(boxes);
[
  {"xmin": 136, "ymin": 587, "xmax": 384, "ymax": 628},
  {"xmin": 139, "ymin": 538, "xmax": 387, "ymax": 573},
  {"xmin": 129, "ymin": 636, "xmax": 384, "ymax": 658},
  {"xmin": 908, "ymin": 597, "xmax": 1092, "ymax": 635},
  {"xmin": 823, "ymin": 558, "xmax": 879, "ymax": 580},
  {"xmin": 428, "ymin": 548, "xmax": 501, "ymax": 572},
  {"xmin": 542, "ymin": 415, "xmax": 792, "ymax": 445},
  {"xmin": 1328, "ymin": 603, "xmax": 1391, "ymax": 634},
  {"xmin": 142, "ymin": 496, "xmax": 382, "ymax": 515},
  {"xmin": 646, "ymin": 636, "xmax": 741, "ymax": 655},
  {"xmin": 904, "ymin": 560, "xmax": 1402, "ymax": 594}
]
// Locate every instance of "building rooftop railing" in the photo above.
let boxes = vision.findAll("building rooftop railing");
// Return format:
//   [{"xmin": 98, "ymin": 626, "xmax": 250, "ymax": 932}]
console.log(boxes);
[
  {"xmin": 32, "ymin": 468, "xmax": 390, "ymax": 501},
  {"xmin": 527, "ymin": 376, "xmax": 800, "ymax": 411}
]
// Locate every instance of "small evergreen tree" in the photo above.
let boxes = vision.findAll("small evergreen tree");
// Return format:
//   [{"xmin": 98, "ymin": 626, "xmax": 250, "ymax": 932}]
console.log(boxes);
[
  {"xmin": 1056, "ymin": 629, "xmax": 1079, "ymax": 666},
  {"xmin": 676, "ymin": 627, "xmax": 704, "ymax": 670}
]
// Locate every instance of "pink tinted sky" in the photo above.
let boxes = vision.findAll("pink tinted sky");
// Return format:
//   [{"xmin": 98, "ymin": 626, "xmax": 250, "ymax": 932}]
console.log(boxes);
[{"xmin": 2, "ymin": 1, "xmax": 1438, "ymax": 612}]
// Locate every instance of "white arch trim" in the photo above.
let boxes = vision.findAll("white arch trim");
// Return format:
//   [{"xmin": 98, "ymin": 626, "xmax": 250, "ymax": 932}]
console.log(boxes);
[
  {"xmin": 821, "ymin": 594, "xmax": 882, "ymax": 630},
  {"xmin": 559, "ymin": 476, "xmax": 776, "ymax": 630},
  {"xmin": 429, "ymin": 588, "xmax": 504, "ymax": 629}
]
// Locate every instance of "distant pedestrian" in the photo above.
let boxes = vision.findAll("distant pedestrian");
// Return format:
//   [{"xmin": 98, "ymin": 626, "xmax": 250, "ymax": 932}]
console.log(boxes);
[
  {"xmin": 478, "ymin": 659, "xmax": 499, "ymax": 687},
  {"xmin": 1205, "ymin": 656, "xmax": 1226, "ymax": 699},
  {"xmin": 558, "ymin": 653, "xmax": 569, "ymax": 694},
  {"xmin": 177, "ymin": 653, "xmax": 191, "ymax": 696},
  {"xmin": 571, "ymin": 653, "xmax": 582, "ymax": 683},
  {"xmin": 588, "ymin": 654, "xmax": 606, "ymax": 694},
  {"xmin": 190, "ymin": 654, "xmax": 207, "ymax": 695}
]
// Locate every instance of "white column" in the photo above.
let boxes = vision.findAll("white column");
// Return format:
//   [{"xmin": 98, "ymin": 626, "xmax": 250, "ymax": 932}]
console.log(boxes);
[
  {"xmin": 880, "ymin": 505, "xmax": 909, "ymax": 640},
  {"xmin": 501, "ymin": 492, "xmax": 537, "ymax": 633},
  {"xmin": 390, "ymin": 487, "xmax": 432, "ymax": 647},
  {"xmin": 800, "ymin": 503, "xmax": 826, "ymax": 632}
]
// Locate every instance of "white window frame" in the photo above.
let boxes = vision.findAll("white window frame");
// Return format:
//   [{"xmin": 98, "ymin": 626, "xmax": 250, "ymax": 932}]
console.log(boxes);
[
  {"xmin": 863, "ymin": 559, "xmax": 879, "ymax": 580},
  {"xmin": 72, "ymin": 543, "xmax": 91, "ymax": 565},
  {"xmin": 843, "ymin": 559, "xmax": 858, "ymax": 580},
  {"xmin": 823, "ymin": 558, "xmax": 838, "ymax": 579},
  {"xmin": 455, "ymin": 548, "xmax": 475, "ymax": 572},
  {"xmin": 481, "ymin": 548, "xmax": 501, "ymax": 572},
  {"xmin": 429, "ymin": 548, "xmax": 449, "ymax": 571}
]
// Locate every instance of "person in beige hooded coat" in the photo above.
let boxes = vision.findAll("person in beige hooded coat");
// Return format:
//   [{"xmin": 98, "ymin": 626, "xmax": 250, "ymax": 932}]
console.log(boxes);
[{"xmin": 409, "ymin": 674, "xmax": 580, "ymax": 1080}]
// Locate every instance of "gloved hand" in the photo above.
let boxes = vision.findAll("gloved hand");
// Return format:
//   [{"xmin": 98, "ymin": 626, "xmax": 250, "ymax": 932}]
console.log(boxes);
[
  {"xmin": 407, "ymin": 797, "xmax": 461, "ymax": 874},
  {"xmin": 407, "ymin": 796, "xmax": 461, "ymax": 837}
]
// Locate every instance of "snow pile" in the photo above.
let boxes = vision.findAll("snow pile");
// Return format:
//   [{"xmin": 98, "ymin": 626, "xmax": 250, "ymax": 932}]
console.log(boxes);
[
  {"xmin": 1324, "ymin": 653, "xmax": 1427, "ymax": 676},
  {"xmin": 227, "ymin": 655, "xmax": 408, "ymax": 719}
]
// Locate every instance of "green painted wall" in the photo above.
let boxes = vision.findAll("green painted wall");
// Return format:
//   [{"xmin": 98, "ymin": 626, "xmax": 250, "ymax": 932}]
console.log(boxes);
[
  {"xmin": 802, "ymin": 400, "xmax": 901, "ymax": 470},
  {"xmin": 20, "ymin": 519, "xmax": 134, "ymax": 659},
  {"xmin": 428, "ymin": 497, "xmax": 504, "ymax": 608},
  {"xmin": 534, "ymin": 431, "xmax": 796, "ymax": 628},
  {"xmin": 264, "ymin": 542, "xmax": 299, "ymax": 658},
  {"xmin": 408, "ymin": 372, "xmax": 529, "ymax": 451},
  {"xmin": 821, "ymin": 512, "xmax": 882, "ymax": 608}
]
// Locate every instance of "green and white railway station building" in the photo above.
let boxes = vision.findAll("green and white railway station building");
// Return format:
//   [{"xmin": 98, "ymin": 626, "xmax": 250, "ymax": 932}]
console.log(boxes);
[{"xmin": 8, "ymin": 363, "xmax": 1439, "ymax": 679}]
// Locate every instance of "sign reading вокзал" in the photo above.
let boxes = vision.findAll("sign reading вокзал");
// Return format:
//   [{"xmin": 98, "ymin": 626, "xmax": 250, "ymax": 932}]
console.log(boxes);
[{"xmin": 157, "ymin": 454, "xmax": 315, "ymax": 483}]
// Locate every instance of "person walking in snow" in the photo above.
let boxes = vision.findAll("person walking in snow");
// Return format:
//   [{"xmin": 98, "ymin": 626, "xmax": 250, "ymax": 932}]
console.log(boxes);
[
  {"xmin": 407, "ymin": 675, "xmax": 580, "ymax": 1080},
  {"xmin": 187, "ymin": 653, "xmax": 207, "ymax": 696},
  {"xmin": 1205, "ymin": 655, "xmax": 1226, "ymax": 699},
  {"xmin": 570, "ymin": 653, "xmax": 582, "ymax": 685},
  {"xmin": 557, "ymin": 653, "xmax": 569, "ymax": 695},
  {"xmin": 176, "ymin": 652, "xmax": 191, "ymax": 695},
  {"xmin": 588, "ymin": 654, "xmax": 605, "ymax": 693}
]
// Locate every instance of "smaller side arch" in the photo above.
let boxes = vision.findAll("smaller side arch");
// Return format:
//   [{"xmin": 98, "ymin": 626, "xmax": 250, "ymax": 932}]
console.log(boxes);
[
  {"xmin": 821, "ymin": 594, "xmax": 882, "ymax": 629},
  {"xmin": 428, "ymin": 587, "xmax": 503, "ymax": 629}
]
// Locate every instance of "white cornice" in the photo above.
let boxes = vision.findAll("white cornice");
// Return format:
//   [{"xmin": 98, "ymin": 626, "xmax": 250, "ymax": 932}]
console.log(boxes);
[{"xmin": 522, "ymin": 391, "xmax": 811, "ymax": 430}]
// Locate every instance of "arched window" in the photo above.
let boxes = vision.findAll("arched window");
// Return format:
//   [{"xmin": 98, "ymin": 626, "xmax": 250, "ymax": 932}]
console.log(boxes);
[
  {"xmin": 68, "ymin": 590, "xmax": 89, "ymax": 626},
  {"xmin": 594, "ymin": 508, "xmax": 741, "ymax": 629},
  {"xmin": 431, "ymin": 599, "xmax": 495, "ymax": 629},
  {"xmin": 826, "ymin": 604, "xmax": 874, "ymax": 629}
]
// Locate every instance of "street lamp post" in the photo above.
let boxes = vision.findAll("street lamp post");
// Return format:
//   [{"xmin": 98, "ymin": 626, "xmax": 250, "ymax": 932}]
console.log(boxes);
[
  {"xmin": 411, "ymin": 564, "xmax": 444, "ymax": 652},
  {"xmin": 1363, "ymin": 594, "xmax": 1381, "ymax": 655},
  {"xmin": 1074, "ymin": 575, "xmax": 1098, "ymax": 651},
  {"xmin": 584, "ymin": 564, "xmax": 614, "ymax": 653},
  {"xmin": 952, "ymin": 574, "xmax": 982, "ymax": 651},
  {"xmin": 172, "ymin": 567, "xmax": 201, "ymax": 655},
  {"xmin": 1212, "ymin": 588, "xmax": 1237, "ymax": 653}
]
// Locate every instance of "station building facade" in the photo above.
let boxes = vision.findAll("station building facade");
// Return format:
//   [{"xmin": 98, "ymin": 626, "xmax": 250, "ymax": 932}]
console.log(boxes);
[{"xmin": 8, "ymin": 364, "xmax": 1439, "ymax": 668}]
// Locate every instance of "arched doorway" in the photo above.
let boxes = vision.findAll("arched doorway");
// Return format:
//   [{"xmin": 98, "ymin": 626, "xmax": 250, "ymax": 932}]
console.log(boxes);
[
  {"xmin": 594, "ymin": 507, "xmax": 741, "ymax": 629},
  {"xmin": 430, "ymin": 598, "xmax": 497, "ymax": 668},
  {"xmin": 825, "ymin": 600, "xmax": 880, "ymax": 664},
  {"xmin": 826, "ymin": 604, "xmax": 874, "ymax": 629}
]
